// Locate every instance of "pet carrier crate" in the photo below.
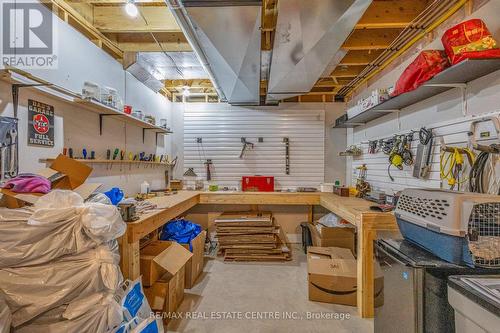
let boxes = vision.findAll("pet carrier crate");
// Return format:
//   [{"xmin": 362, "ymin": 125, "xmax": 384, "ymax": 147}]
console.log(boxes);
[{"xmin": 394, "ymin": 189, "xmax": 500, "ymax": 267}]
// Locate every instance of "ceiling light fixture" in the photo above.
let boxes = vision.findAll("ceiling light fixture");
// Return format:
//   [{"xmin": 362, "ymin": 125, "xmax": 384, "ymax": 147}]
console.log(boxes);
[
  {"xmin": 182, "ymin": 86, "xmax": 190, "ymax": 97},
  {"xmin": 125, "ymin": 0, "xmax": 138, "ymax": 18}
]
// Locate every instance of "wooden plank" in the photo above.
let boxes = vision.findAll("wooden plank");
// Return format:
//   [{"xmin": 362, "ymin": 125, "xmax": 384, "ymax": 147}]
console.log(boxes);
[
  {"xmin": 127, "ymin": 192, "xmax": 201, "ymax": 243},
  {"xmin": 200, "ymin": 192, "xmax": 321, "ymax": 205},
  {"xmin": 93, "ymin": 6, "xmax": 181, "ymax": 33},
  {"xmin": 119, "ymin": 233, "xmax": 140, "ymax": 280},
  {"xmin": 47, "ymin": 0, "xmax": 123, "ymax": 59},
  {"xmin": 342, "ymin": 29, "xmax": 402, "ymax": 50},
  {"xmin": 357, "ymin": 226, "xmax": 377, "ymax": 318},
  {"xmin": 331, "ymin": 65, "xmax": 367, "ymax": 78},
  {"xmin": 356, "ymin": 0, "xmax": 431, "ymax": 29},
  {"xmin": 105, "ymin": 32, "xmax": 192, "ymax": 52},
  {"xmin": 340, "ymin": 50, "xmax": 384, "ymax": 66}
]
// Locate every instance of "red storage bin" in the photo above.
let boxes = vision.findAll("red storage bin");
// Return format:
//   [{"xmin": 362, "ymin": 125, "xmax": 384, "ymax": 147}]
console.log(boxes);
[
  {"xmin": 242, "ymin": 176, "xmax": 274, "ymax": 192},
  {"xmin": 391, "ymin": 50, "xmax": 450, "ymax": 97},
  {"xmin": 442, "ymin": 19, "xmax": 500, "ymax": 65}
]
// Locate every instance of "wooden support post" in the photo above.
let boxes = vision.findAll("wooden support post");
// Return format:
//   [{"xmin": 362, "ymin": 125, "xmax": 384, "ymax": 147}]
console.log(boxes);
[
  {"xmin": 308, "ymin": 205, "xmax": 314, "ymax": 223},
  {"xmin": 119, "ymin": 231, "xmax": 140, "ymax": 280},
  {"xmin": 357, "ymin": 220, "xmax": 377, "ymax": 318}
]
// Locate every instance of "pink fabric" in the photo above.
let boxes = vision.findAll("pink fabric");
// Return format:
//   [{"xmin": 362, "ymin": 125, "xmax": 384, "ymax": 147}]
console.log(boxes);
[{"xmin": 2, "ymin": 174, "xmax": 51, "ymax": 194}]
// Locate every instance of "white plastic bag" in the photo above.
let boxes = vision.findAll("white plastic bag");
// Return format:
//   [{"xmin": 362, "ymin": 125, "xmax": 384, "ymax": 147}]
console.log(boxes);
[
  {"xmin": 14, "ymin": 292, "xmax": 123, "ymax": 333},
  {"xmin": 317, "ymin": 213, "xmax": 354, "ymax": 228},
  {"xmin": 129, "ymin": 318, "xmax": 164, "ymax": 333},
  {"xmin": 115, "ymin": 278, "xmax": 152, "ymax": 323},
  {"xmin": 0, "ymin": 190, "xmax": 126, "ymax": 268},
  {"xmin": 0, "ymin": 243, "xmax": 123, "ymax": 327},
  {"xmin": 0, "ymin": 294, "xmax": 11, "ymax": 333}
]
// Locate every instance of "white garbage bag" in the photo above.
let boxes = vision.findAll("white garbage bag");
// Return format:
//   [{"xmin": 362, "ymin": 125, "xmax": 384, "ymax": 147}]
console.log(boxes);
[
  {"xmin": 115, "ymin": 278, "xmax": 152, "ymax": 323},
  {"xmin": 14, "ymin": 292, "xmax": 123, "ymax": 333},
  {"xmin": 0, "ymin": 190, "xmax": 126, "ymax": 268},
  {"xmin": 0, "ymin": 243, "xmax": 123, "ymax": 327},
  {"xmin": 0, "ymin": 294, "xmax": 11, "ymax": 333},
  {"xmin": 317, "ymin": 213, "xmax": 355, "ymax": 228},
  {"xmin": 129, "ymin": 318, "xmax": 164, "ymax": 333}
]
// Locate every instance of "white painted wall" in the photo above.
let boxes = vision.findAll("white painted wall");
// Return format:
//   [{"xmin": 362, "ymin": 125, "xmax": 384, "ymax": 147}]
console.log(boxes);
[
  {"xmin": 0, "ymin": 4, "xmax": 172, "ymax": 195},
  {"xmin": 345, "ymin": 1, "xmax": 500, "ymax": 194},
  {"xmin": 171, "ymin": 102, "xmax": 346, "ymax": 188}
]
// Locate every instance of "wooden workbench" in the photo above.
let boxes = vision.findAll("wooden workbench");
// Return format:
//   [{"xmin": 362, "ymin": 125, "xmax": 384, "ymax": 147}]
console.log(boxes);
[{"xmin": 119, "ymin": 191, "xmax": 397, "ymax": 318}]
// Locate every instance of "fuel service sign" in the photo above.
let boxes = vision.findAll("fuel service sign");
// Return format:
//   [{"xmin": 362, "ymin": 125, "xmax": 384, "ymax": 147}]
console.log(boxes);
[{"xmin": 28, "ymin": 99, "xmax": 54, "ymax": 147}]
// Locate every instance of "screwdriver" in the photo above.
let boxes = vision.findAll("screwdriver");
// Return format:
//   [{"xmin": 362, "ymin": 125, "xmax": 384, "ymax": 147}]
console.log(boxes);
[
  {"xmin": 90, "ymin": 151, "xmax": 95, "ymax": 160},
  {"xmin": 106, "ymin": 149, "xmax": 111, "ymax": 160},
  {"xmin": 112, "ymin": 148, "xmax": 119, "ymax": 160},
  {"xmin": 68, "ymin": 148, "xmax": 73, "ymax": 158},
  {"xmin": 82, "ymin": 149, "xmax": 87, "ymax": 159},
  {"xmin": 120, "ymin": 150, "xmax": 125, "ymax": 160}
]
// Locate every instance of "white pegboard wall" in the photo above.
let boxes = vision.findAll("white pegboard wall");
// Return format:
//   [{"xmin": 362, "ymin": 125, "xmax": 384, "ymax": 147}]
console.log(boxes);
[{"xmin": 349, "ymin": 112, "xmax": 500, "ymax": 194}]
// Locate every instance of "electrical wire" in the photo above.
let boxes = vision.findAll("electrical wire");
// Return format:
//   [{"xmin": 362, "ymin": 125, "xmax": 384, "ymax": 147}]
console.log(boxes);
[
  {"xmin": 419, "ymin": 127, "xmax": 433, "ymax": 145},
  {"xmin": 469, "ymin": 151, "xmax": 500, "ymax": 194},
  {"xmin": 440, "ymin": 148, "xmax": 475, "ymax": 190}
]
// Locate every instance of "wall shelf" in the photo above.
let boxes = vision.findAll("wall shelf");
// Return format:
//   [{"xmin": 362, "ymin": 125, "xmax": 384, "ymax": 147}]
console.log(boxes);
[
  {"xmin": 333, "ymin": 58, "xmax": 500, "ymax": 128},
  {"xmin": 0, "ymin": 68, "xmax": 173, "ymax": 144},
  {"xmin": 40, "ymin": 158, "xmax": 174, "ymax": 167}
]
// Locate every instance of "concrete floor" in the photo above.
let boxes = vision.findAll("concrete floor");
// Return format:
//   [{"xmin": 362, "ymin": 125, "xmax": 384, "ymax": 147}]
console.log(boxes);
[{"xmin": 167, "ymin": 245, "xmax": 373, "ymax": 333}]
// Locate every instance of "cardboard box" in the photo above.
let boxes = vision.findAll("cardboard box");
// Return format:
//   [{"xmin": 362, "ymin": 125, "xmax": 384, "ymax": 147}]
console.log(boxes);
[
  {"xmin": 308, "ymin": 223, "xmax": 356, "ymax": 253},
  {"xmin": 307, "ymin": 247, "xmax": 384, "ymax": 307},
  {"xmin": 144, "ymin": 265, "xmax": 186, "ymax": 318},
  {"xmin": 1, "ymin": 154, "xmax": 98, "ymax": 208},
  {"xmin": 140, "ymin": 241, "xmax": 193, "ymax": 287},
  {"xmin": 180, "ymin": 230, "xmax": 207, "ymax": 289}
]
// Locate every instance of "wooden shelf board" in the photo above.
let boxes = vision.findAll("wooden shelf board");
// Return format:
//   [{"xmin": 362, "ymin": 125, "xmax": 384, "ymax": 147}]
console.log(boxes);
[
  {"xmin": 40, "ymin": 158, "xmax": 173, "ymax": 166},
  {"xmin": 334, "ymin": 58, "xmax": 500, "ymax": 128}
]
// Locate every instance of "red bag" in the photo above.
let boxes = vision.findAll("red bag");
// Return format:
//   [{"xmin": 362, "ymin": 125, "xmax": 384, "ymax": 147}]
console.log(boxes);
[
  {"xmin": 442, "ymin": 19, "xmax": 500, "ymax": 65},
  {"xmin": 391, "ymin": 50, "xmax": 450, "ymax": 97}
]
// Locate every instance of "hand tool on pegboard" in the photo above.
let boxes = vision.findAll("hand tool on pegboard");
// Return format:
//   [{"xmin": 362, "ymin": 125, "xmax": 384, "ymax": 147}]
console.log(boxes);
[
  {"xmin": 205, "ymin": 159, "xmax": 213, "ymax": 181},
  {"xmin": 283, "ymin": 137, "xmax": 290, "ymax": 175}
]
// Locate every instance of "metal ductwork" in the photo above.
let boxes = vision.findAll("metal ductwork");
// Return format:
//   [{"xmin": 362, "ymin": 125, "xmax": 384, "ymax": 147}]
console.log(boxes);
[
  {"xmin": 165, "ymin": 0, "xmax": 262, "ymax": 105},
  {"xmin": 266, "ymin": 0, "xmax": 372, "ymax": 102}
]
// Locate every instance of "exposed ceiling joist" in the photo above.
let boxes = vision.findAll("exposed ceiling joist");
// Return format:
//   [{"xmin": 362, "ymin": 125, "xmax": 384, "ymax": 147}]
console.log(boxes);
[
  {"xmin": 340, "ymin": 50, "xmax": 384, "ymax": 66},
  {"xmin": 355, "ymin": 0, "xmax": 431, "ymax": 29},
  {"xmin": 342, "ymin": 28, "xmax": 403, "ymax": 50},
  {"xmin": 104, "ymin": 32, "xmax": 191, "ymax": 52},
  {"xmin": 93, "ymin": 6, "xmax": 181, "ymax": 33}
]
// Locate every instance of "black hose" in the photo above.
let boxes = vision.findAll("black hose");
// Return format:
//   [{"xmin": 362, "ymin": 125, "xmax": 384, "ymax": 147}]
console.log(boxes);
[
  {"xmin": 469, "ymin": 152, "xmax": 490, "ymax": 193},
  {"xmin": 419, "ymin": 127, "xmax": 433, "ymax": 145}
]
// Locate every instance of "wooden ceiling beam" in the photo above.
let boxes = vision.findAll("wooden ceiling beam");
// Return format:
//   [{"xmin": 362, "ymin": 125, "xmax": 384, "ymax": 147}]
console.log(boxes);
[
  {"xmin": 68, "ymin": 0, "xmax": 165, "ymax": 4},
  {"xmin": 342, "ymin": 28, "xmax": 402, "ymax": 50},
  {"xmin": 330, "ymin": 65, "xmax": 366, "ymax": 78},
  {"xmin": 104, "ymin": 32, "xmax": 192, "ymax": 52},
  {"xmin": 340, "ymin": 50, "xmax": 384, "ymax": 66},
  {"xmin": 93, "ymin": 6, "xmax": 181, "ymax": 33},
  {"xmin": 355, "ymin": 0, "xmax": 431, "ymax": 29},
  {"xmin": 45, "ymin": 0, "xmax": 124, "ymax": 60}
]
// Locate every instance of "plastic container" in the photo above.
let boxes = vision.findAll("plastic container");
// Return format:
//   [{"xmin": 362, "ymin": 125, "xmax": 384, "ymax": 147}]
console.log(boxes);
[
  {"xmin": 100, "ymin": 87, "xmax": 119, "ymax": 109},
  {"xmin": 396, "ymin": 217, "xmax": 474, "ymax": 267},
  {"xmin": 320, "ymin": 183, "xmax": 334, "ymax": 192},
  {"xmin": 140, "ymin": 181, "xmax": 150, "ymax": 194},
  {"xmin": 82, "ymin": 82, "xmax": 100, "ymax": 101}
]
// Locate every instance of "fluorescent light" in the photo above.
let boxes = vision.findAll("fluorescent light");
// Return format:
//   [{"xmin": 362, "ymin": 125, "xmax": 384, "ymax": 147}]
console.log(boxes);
[
  {"xmin": 182, "ymin": 86, "xmax": 190, "ymax": 97},
  {"xmin": 125, "ymin": 1, "xmax": 138, "ymax": 17}
]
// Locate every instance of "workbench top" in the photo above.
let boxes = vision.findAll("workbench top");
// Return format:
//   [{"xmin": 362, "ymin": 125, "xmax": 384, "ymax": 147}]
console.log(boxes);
[{"xmin": 124, "ymin": 191, "xmax": 396, "ymax": 243}]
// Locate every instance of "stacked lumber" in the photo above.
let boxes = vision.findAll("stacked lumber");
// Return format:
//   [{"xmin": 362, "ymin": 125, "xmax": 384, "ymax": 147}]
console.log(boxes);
[{"xmin": 215, "ymin": 211, "xmax": 291, "ymax": 262}]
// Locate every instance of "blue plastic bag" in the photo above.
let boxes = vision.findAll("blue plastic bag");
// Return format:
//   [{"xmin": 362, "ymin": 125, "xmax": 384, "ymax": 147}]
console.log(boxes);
[
  {"xmin": 104, "ymin": 187, "xmax": 124, "ymax": 205},
  {"xmin": 159, "ymin": 219, "xmax": 202, "ymax": 251}
]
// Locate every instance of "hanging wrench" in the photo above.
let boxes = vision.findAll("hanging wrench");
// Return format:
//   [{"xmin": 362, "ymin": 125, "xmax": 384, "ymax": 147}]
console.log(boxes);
[{"xmin": 8, "ymin": 127, "xmax": 17, "ymax": 178}]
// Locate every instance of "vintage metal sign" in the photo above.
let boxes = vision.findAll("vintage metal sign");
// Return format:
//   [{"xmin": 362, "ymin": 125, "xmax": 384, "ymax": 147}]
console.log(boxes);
[{"xmin": 28, "ymin": 99, "xmax": 54, "ymax": 147}]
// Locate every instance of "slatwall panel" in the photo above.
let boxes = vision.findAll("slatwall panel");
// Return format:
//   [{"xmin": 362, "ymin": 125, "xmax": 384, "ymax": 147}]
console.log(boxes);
[
  {"xmin": 184, "ymin": 106, "xmax": 325, "ymax": 189},
  {"xmin": 350, "ymin": 112, "xmax": 500, "ymax": 194}
]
